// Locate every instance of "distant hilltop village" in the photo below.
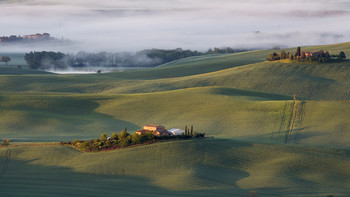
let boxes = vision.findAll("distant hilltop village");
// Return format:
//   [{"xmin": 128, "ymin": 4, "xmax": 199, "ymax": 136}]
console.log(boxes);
[{"xmin": 0, "ymin": 33, "xmax": 56, "ymax": 43}]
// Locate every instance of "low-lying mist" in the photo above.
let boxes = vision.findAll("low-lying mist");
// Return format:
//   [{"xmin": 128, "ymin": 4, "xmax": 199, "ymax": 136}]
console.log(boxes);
[
  {"xmin": 1, "ymin": 0, "xmax": 350, "ymax": 53},
  {"xmin": 23, "ymin": 48, "xmax": 240, "ymax": 74},
  {"xmin": 47, "ymin": 67, "xmax": 143, "ymax": 74}
]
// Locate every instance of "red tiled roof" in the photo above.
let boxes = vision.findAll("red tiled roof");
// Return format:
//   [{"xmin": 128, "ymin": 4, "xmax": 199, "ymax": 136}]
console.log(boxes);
[{"xmin": 136, "ymin": 129, "xmax": 149, "ymax": 133}]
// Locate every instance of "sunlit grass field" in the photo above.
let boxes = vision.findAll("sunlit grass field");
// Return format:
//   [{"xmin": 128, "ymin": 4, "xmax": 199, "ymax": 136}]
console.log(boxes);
[{"xmin": 0, "ymin": 42, "xmax": 350, "ymax": 196}]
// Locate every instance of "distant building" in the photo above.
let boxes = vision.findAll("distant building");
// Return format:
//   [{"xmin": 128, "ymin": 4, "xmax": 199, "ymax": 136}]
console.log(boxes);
[
  {"xmin": 23, "ymin": 34, "xmax": 37, "ymax": 39},
  {"xmin": 0, "ymin": 33, "xmax": 53, "ymax": 44},
  {"xmin": 22, "ymin": 33, "xmax": 50, "ymax": 40},
  {"xmin": 303, "ymin": 51, "xmax": 320, "ymax": 57},
  {"xmin": 135, "ymin": 129, "xmax": 149, "ymax": 135},
  {"xmin": 167, "ymin": 128, "xmax": 185, "ymax": 136},
  {"xmin": 136, "ymin": 124, "xmax": 169, "ymax": 136}
]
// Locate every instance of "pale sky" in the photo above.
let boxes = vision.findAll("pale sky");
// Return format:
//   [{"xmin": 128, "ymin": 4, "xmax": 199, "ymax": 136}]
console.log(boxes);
[{"xmin": 0, "ymin": 0, "xmax": 349, "ymax": 52}]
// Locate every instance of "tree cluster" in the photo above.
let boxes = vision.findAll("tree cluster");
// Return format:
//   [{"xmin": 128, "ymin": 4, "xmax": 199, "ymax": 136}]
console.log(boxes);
[
  {"xmin": 184, "ymin": 125, "xmax": 205, "ymax": 138},
  {"xmin": 24, "ymin": 51, "xmax": 68, "ymax": 69},
  {"xmin": 61, "ymin": 127, "xmax": 206, "ymax": 152},
  {"xmin": 25, "ymin": 47, "xmax": 247, "ymax": 70},
  {"xmin": 205, "ymin": 47, "xmax": 247, "ymax": 54},
  {"xmin": 267, "ymin": 47, "xmax": 346, "ymax": 63}
]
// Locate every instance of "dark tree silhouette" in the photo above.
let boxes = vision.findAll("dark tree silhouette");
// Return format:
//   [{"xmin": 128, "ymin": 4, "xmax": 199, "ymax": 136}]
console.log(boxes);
[
  {"xmin": 339, "ymin": 51, "xmax": 346, "ymax": 60},
  {"xmin": 0, "ymin": 56, "xmax": 11, "ymax": 67},
  {"xmin": 296, "ymin": 47, "xmax": 301, "ymax": 57},
  {"xmin": 280, "ymin": 50, "xmax": 287, "ymax": 59}
]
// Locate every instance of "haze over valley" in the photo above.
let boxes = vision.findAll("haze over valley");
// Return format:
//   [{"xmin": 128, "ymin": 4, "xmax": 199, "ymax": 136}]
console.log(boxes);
[{"xmin": 0, "ymin": 0, "xmax": 350, "ymax": 52}]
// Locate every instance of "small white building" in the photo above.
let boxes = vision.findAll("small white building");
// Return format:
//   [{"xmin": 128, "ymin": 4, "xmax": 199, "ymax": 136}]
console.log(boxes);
[{"xmin": 168, "ymin": 128, "xmax": 185, "ymax": 136}]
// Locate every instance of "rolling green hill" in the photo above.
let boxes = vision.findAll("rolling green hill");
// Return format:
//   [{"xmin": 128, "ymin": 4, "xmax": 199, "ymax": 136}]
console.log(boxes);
[
  {"xmin": 0, "ymin": 87, "xmax": 292, "ymax": 141},
  {"xmin": 0, "ymin": 43, "xmax": 349, "ymax": 100},
  {"xmin": 1, "ymin": 139, "xmax": 349, "ymax": 196},
  {"xmin": 0, "ymin": 43, "xmax": 349, "ymax": 144},
  {"xmin": 1, "ymin": 87, "xmax": 349, "ymax": 148},
  {"xmin": 0, "ymin": 42, "xmax": 350, "ymax": 196}
]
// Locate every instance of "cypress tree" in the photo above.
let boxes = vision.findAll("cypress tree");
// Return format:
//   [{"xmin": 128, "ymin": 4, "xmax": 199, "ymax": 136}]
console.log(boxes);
[
  {"xmin": 190, "ymin": 125, "xmax": 193, "ymax": 136},
  {"xmin": 296, "ymin": 47, "xmax": 301, "ymax": 57}
]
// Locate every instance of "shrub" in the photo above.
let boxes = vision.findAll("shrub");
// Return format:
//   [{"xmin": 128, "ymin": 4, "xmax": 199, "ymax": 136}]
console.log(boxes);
[
  {"xmin": 72, "ymin": 139, "xmax": 79, "ymax": 145},
  {"xmin": 119, "ymin": 137, "xmax": 131, "ymax": 147},
  {"xmin": 119, "ymin": 129, "xmax": 129, "ymax": 139},
  {"xmin": 2, "ymin": 138, "xmax": 10, "ymax": 146},
  {"xmin": 111, "ymin": 132, "xmax": 118, "ymax": 140},
  {"xmin": 131, "ymin": 133, "xmax": 142, "ymax": 144},
  {"xmin": 100, "ymin": 133, "xmax": 108, "ymax": 141}
]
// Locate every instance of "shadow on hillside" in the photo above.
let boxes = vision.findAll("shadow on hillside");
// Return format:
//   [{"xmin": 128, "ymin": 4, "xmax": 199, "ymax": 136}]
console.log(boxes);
[
  {"xmin": 1, "ymin": 139, "xmax": 347, "ymax": 197},
  {"xmin": 0, "ymin": 96, "xmax": 140, "ymax": 141},
  {"xmin": 0, "ymin": 147, "xmax": 261, "ymax": 197}
]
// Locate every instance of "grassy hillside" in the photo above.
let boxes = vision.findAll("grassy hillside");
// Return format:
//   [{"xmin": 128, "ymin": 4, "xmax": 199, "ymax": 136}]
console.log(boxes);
[
  {"xmin": 0, "ymin": 139, "xmax": 349, "ymax": 196},
  {"xmin": 1, "ymin": 61, "xmax": 349, "ymax": 100},
  {"xmin": 0, "ymin": 43, "xmax": 349, "ymax": 145},
  {"xmin": 0, "ymin": 94, "xmax": 139, "ymax": 141},
  {"xmin": 0, "ymin": 87, "xmax": 293, "ymax": 141},
  {"xmin": 0, "ymin": 43, "xmax": 349, "ymax": 100},
  {"xmin": 1, "ymin": 87, "xmax": 350, "ymax": 148},
  {"xmin": 0, "ymin": 43, "xmax": 349, "ymax": 197},
  {"xmin": 0, "ymin": 67, "xmax": 51, "ymax": 75},
  {"xmin": 98, "ymin": 60, "xmax": 350, "ymax": 100}
]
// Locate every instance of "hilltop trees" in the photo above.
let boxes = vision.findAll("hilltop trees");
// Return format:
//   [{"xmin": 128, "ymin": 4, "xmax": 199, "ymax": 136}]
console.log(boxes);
[
  {"xmin": 339, "ymin": 51, "xmax": 346, "ymax": 60},
  {"xmin": 266, "ymin": 50, "xmax": 290, "ymax": 61},
  {"xmin": 267, "ymin": 47, "xmax": 347, "ymax": 63},
  {"xmin": 280, "ymin": 50, "xmax": 287, "ymax": 59},
  {"xmin": 0, "ymin": 56, "xmax": 11, "ymax": 67},
  {"xmin": 266, "ymin": 52, "xmax": 280, "ymax": 61}
]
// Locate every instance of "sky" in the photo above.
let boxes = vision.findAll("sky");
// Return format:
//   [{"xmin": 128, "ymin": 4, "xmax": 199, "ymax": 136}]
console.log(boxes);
[{"xmin": 0, "ymin": 0, "xmax": 350, "ymax": 52}]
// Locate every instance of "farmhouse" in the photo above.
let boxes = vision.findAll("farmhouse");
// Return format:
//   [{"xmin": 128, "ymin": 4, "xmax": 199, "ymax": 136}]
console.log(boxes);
[
  {"xmin": 136, "ymin": 124, "xmax": 169, "ymax": 136},
  {"xmin": 304, "ymin": 51, "xmax": 320, "ymax": 57}
]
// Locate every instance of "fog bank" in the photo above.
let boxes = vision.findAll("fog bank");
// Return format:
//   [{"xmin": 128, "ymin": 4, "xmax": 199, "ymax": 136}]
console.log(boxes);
[{"xmin": 1, "ymin": 0, "xmax": 350, "ymax": 52}]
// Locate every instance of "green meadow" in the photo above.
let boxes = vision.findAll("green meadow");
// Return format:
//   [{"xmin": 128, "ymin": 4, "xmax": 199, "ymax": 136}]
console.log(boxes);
[
  {"xmin": 0, "ymin": 42, "xmax": 350, "ymax": 196},
  {"xmin": 1, "ymin": 140, "xmax": 350, "ymax": 196}
]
